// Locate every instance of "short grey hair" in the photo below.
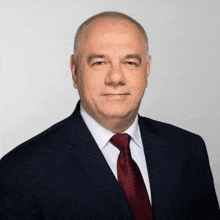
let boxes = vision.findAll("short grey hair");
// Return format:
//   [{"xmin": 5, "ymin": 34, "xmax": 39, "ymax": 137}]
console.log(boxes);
[{"xmin": 73, "ymin": 11, "xmax": 149, "ymax": 59}]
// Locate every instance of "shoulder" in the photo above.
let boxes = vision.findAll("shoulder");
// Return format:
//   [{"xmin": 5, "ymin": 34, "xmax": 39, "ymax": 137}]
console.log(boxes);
[
  {"xmin": 138, "ymin": 115, "xmax": 206, "ymax": 152},
  {"xmin": 139, "ymin": 115, "xmax": 199, "ymax": 136},
  {"xmin": 138, "ymin": 116, "xmax": 212, "ymax": 177},
  {"xmin": 0, "ymin": 113, "xmax": 77, "ymax": 170}
]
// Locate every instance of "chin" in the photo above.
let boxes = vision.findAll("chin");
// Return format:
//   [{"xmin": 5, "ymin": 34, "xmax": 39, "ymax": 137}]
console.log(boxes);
[{"xmin": 100, "ymin": 107, "xmax": 132, "ymax": 119}]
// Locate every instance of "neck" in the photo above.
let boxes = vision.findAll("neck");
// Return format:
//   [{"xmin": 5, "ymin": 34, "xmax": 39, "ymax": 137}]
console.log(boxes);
[
  {"xmin": 91, "ymin": 112, "xmax": 137, "ymax": 134},
  {"xmin": 80, "ymin": 102, "xmax": 139, "ymax": 133}
]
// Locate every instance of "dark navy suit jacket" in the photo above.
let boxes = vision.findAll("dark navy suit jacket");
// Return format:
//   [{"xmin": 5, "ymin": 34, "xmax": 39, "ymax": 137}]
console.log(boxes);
[{"xmin": 1, "ymin": 101, "xmax": 219, "ymax": 219}]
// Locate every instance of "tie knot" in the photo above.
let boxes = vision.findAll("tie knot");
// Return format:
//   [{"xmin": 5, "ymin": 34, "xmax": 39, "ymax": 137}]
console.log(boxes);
[{"xmin": 110, "ymin": 133, "xmax": 131, "ymax": 151}]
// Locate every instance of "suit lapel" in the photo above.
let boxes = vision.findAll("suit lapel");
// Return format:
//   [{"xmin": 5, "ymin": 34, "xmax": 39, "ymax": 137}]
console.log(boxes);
[
  {"xmin": 139, "ymin": 116, "xmax": 183, "ymax": 218},
  {"xmin": 139, "ymin": 116, "xmax": 163, "ymax": 211},
  {"xmin": 63, "ymin": 102, "xmax": 134, "ymax": 218}
]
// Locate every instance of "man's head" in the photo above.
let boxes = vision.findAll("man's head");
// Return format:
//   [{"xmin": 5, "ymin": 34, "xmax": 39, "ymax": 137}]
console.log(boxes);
[
  {"xmin": 73, "ymin": 12, "xmax": 149, "ymax": 60},
  {"xmin": 70, "ymin": 11, "xmax": 151, "ymax": 132}
]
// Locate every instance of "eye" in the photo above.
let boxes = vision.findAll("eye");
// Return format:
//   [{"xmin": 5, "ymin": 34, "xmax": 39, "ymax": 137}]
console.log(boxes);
[
  {"xmin": 125, "ymin": 61, "xmax": 138, "ymax": 66},
  {"xmin": 92, "ymin": 61, "xmax": 105, "ymax": 66}
]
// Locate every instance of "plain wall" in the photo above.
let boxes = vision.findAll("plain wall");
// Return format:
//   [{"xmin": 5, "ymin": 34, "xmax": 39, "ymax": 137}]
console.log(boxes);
[{"xmin": 1, "ymin": 0, "xmax": 219, "ymax": 203}]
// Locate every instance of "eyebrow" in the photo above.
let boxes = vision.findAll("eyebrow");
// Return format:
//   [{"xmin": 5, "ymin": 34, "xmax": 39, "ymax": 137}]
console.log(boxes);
[{"xmin": 87, "ymin": 54, "xmax": 107, "ymax": 63}]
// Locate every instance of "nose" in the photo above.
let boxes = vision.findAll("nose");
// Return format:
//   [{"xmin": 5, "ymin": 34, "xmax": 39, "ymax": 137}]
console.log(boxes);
[{"xmin": 105, "ymin": 64, "xmax": 126, "ymax": 86}]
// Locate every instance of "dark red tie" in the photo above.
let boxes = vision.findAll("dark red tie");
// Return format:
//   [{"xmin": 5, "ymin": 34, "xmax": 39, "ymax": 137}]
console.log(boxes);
[{"xmin": 110, "ymin": 133, "xmax": 153, "ymax": 220}]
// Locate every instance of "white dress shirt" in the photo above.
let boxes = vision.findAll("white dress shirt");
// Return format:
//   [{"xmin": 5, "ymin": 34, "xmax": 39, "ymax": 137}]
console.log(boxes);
[{"xmin": 80, "ymin": 104, "xmax": 152, "ymax": 203}]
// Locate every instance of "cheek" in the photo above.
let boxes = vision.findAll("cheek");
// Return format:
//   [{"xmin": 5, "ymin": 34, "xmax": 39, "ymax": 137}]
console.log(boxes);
[
  {"xmin": 81, "ymin": 68, "xmax": 105, "ymax": 88},
  {"xmin": 79, "ymin": 77, "xmax": 101, "ymax": 100},
  {"xmin": 129, "ymin": 79, "xmax": 147, "ymax": 100},
  {"xmin": 132, "ymin": 75, "xmax": 148, "ymax": 89}
]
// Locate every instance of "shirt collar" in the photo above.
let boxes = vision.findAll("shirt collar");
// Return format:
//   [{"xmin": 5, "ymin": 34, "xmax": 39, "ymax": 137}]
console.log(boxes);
[
  {"xmin": 124, "ymin": 115, "xmax": 143, "ymax": 149},
  {"xmin": 80, "ymin": 104, "xmax": 143, "ymax": 150}
]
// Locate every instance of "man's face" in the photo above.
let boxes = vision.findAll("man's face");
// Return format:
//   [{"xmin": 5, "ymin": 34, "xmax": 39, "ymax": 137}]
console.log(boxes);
[{"xmin": 71, "ymin": 18, "xmax": 151, "ymax": 123}]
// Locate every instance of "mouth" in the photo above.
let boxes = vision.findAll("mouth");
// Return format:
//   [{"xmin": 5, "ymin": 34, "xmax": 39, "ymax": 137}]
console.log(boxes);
[
  {"xmin": 100, "ymin": 93, "xmax": 130, "ymax": 101},
  {"xmin": 101, "ymin": 93, "xmax": 130, "ymax": 96}
]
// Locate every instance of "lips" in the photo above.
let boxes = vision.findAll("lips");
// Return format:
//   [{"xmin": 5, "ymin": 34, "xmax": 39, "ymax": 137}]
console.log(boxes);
[
  {"xmin": 100, "ymin": 93, "xmax": 130, "ymax": 101},
  {"xmin": 101, "ymin": 93, "xmax": 130, "ymax": 96}
]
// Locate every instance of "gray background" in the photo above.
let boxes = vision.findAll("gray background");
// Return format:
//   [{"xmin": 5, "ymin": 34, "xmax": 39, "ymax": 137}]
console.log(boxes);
[{"xmin": 1, "ymin": 0, "xmax": 219, "ymax": 203}]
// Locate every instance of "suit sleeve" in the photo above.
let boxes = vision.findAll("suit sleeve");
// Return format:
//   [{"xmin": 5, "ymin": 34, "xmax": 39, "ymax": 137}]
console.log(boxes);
[
  {"xmin": 0, "ymin": 156, "xmax": 43, "ymax": 219},
  {"xmin": 193, "ymin": 135, "xmax": 220, "ymax": 219}
]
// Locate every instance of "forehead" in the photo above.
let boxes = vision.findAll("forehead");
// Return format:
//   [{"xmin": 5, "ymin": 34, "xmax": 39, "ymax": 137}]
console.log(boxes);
[{"xmin": 79, "ymin": 18, "xmax": 146, "ymax": 55}]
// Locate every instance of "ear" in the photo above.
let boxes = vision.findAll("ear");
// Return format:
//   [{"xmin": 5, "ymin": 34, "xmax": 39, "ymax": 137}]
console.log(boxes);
[
  {"xmin": 145, "ymin": 55, "xmax": 151, "ymax": 87},
  {"xmin": 70, "ymin": 55, "xmax": 78, "ymax": 89},
  {"xmin": 145, "ymin": 55, "xmax": 151, "ymax": 88},
  {"xmin": 146, "ymin": 55, "xmax": 151, "ymax": 78}
]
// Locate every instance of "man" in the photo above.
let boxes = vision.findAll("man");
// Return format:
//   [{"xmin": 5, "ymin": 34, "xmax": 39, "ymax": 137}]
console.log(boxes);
[{"xmin": 0, "ymin": 11, "xmax": 219, "ymax": 219}]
